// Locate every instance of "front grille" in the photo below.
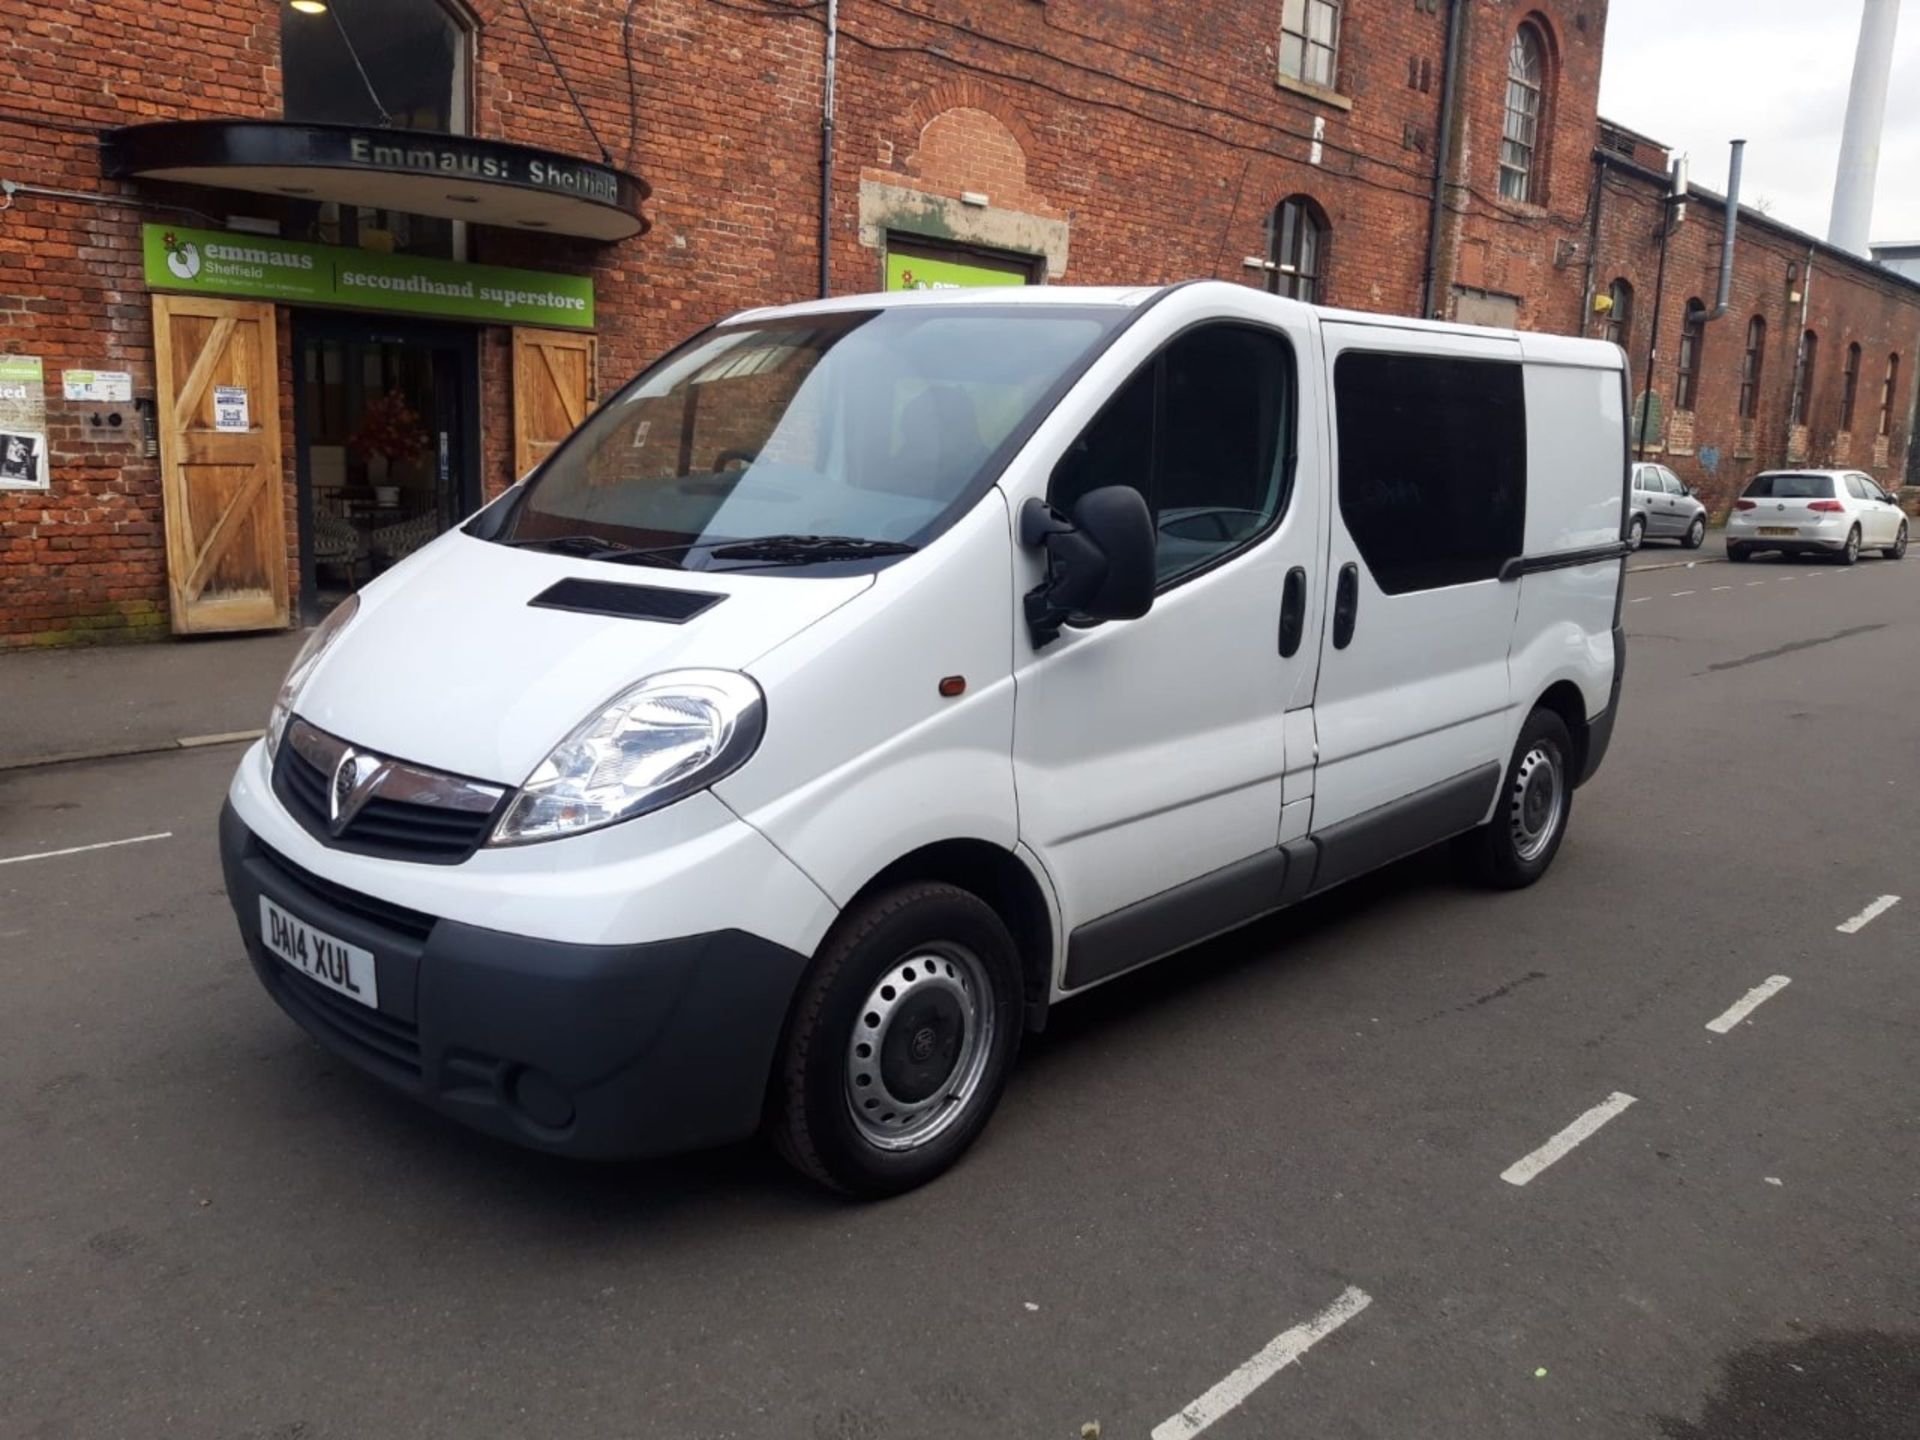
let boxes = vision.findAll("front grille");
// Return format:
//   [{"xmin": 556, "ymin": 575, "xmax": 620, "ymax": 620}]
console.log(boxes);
[
  {"xmin": 265, "ymin": 961, "xmax": 423, "ymax": 1080},
  {"xmin": 255, "ymin": 842, "xmax": 436, "ymax": 943},
  {"xmin": 274, "ymin": 723, "xmax": 506, "ymax": 865}
]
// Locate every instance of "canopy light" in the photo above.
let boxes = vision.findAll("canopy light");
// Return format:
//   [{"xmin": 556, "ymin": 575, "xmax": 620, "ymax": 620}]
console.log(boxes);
[{"xmin": 289, "ymin": 1, "xmax": 328, "ymax": 14}]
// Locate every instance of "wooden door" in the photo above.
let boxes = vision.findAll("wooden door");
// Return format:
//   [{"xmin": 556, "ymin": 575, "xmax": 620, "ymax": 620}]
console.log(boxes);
[
  {"xmin": 152, "ymin": 295, "xmax": 289, "ymax": 633},
  {"xmin": 512, "ymin": 328, "xmax": 597, "ymax": 480}
]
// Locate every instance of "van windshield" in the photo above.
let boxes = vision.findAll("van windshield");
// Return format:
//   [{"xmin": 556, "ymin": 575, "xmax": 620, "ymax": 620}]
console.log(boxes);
[
  {"xmin": 1742, "ymin": 473, "xmax": 1834, "ymax": 499},
  {"xmin": 500, "ymin": 305, "xmax": 1126, "ymax": 570}
]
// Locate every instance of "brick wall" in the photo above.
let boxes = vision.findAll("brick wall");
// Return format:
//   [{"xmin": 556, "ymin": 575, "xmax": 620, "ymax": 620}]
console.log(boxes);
[{"xmin": 2, "ymin": 0, "xmax": 1916, "ymax": 647}]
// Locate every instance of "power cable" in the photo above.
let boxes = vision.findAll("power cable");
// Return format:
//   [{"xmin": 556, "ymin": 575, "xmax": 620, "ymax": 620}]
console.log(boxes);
[
  {"xmin": 327, "ymin": 3, "xmax": 392, "ymax": 127},
  {"xmin": 516, "ymin": 0, "xmax": 613, "ymax": 163}
]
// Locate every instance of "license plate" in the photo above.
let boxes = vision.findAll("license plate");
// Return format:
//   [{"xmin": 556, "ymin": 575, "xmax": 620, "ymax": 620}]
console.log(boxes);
[
  {"xmin": 1757, "ymin": 526, "xmax": 1797, "ymax": 536},
  {"xmin": 259, "ymin": 895, "xmax": 378, "ymax": 1008}
]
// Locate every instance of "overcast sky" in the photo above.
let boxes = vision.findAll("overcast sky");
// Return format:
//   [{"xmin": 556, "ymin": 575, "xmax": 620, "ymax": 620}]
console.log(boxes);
[{"xmin": 1598, "ymin": 0, "xmax": 1920, "ymax": 245}]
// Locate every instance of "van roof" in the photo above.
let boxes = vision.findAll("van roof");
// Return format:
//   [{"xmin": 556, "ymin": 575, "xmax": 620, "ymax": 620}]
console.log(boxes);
[{"xmin": 724, "ymin": 281, "xmax": 1626, "ymax": 367}]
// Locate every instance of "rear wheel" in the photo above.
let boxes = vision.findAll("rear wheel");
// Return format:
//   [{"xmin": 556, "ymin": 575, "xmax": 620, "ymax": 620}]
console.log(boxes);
[
  {"xmin": 1685, "ymin": 515, "xmax": 1706, "ymax": 549},
  {"xmin": 1626, "ymin": 515, "xmax": 1646, "ymax": 552},
  {"xmin": 1840, "ymin": 527, "xmax": 1862, "ymax": 566},
  {"xmin": 1466, "ymin": 708, "xmax": 1573, "ymax": 890},
  {"xmin": 769, "ymin": 882, "xmax": 1023, "ymax": 1198},
  {"xmin": 1728, "ymin": 543, "xmax": 1752, "ymax": 563},
  {"xmin": 1884, "ymin": 522, "xmax": 1908, "ymax": 560}
]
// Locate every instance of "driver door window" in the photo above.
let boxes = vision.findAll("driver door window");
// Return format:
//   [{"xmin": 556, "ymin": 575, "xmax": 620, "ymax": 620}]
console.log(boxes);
[{"xmin": 1050, "ymin": 324, "xmax": 1295, "ymax": 586}]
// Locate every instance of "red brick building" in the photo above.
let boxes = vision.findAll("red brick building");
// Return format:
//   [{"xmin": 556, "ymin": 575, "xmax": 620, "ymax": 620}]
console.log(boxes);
[{"xmin": 1, "ymin": 0, "xmax": 1914, "ymax": 646}]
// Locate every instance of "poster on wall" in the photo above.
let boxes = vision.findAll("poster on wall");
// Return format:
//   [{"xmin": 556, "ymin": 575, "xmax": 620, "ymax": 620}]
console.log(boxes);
[{"xmin": 0, "ymin": 355, "xmax": 50, "ymax": 491}]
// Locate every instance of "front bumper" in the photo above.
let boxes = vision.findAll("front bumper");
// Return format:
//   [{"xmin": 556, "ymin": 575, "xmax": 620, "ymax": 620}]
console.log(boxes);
[{"xmin": 221, "ymin": 802, "xmax": 810, "ymax": 1159}]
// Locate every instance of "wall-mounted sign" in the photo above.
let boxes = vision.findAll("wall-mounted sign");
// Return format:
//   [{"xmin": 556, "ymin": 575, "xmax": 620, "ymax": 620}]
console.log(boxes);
[
  {"xmin": 142, "ymin": 225, "xmax": 596, "ymax": 331},
  {"xmin": 213, "ymin": 386, "xmax": 250, "ymax": 433},
  {"xmin": 0, "ymin": 355, "xmax": 49, "ymax": 491},
  {"xmin": 106, "ymin": 121, "xmax": 649, "ymax": 242},
  {"xmin": 885, "ymin": 246, "xmax": 1031, "ymax": 292},
  {"xmin": 62, "ymin": 370, "xmax": 134, "ymax": 403}
]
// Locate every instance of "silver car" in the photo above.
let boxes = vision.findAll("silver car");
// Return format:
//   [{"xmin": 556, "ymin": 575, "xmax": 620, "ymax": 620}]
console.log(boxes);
[
  {"xmin": 1628, "ymin": 462, "xmax": 1708, "ymax": 551},
  {"xmin": 1726, "ymin": 469, "xmax": 1909, "ymax": 565}
]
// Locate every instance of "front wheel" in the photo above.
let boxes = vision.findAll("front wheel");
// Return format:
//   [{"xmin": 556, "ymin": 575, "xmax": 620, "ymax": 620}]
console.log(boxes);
[
  {"xmin": 768, "ymin": 882, "xmax": 1023, "ymax": 1198},
  {"xmin": 1685, "ymin": 515, "xmax": 1706, "ymax": 549},
  {"xmin": 1465, "ymin": 708, "xmax": 1573, "ymax": 890},
  {"xmin": 1884, "ymin": 522, "xmax": 1908, "ymax": 560}
]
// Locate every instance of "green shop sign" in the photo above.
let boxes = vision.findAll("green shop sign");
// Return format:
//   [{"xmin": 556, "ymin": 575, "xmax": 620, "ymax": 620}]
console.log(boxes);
[
  {"xmin": 142, "ymin": 225, "xmax": 594, "ymax": 330},
  {"xmin": 885, "ymin": 249, "xmax": 1030, "ymax": 292}
]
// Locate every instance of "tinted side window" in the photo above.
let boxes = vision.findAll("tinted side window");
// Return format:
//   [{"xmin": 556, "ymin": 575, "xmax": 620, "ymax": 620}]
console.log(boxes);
[
  {"xmin": 1845, "ymin": 474, "xmax": 1871, "ymax": 500},
  {"xmin": 1052, "ymin": 325, "xmax": 1296, "ymax": 586},
  {"xmin": 1334, "ymin": 352, "xmax": 1526, "ymax": 594},
  {"xmin": 1664, "ymin": 473, "xmax": 1687, "ymax": 496}
]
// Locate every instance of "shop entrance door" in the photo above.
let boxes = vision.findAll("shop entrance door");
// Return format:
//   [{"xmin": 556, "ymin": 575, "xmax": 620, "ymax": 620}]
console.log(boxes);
[{"xmin": 293, "ymin": 313, "xmax": 479, "ymax": 621}]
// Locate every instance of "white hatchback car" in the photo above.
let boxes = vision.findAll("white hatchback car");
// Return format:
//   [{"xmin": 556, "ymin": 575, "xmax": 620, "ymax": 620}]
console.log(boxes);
[{"xmin": 1726, "ymin": 470, "xmax": 1908, "ymax": 564}]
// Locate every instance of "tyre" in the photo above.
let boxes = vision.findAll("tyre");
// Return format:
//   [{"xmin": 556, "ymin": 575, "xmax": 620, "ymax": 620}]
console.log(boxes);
[
  {"xmin": 1884, "ymin": 522, "xmax": 1908, "ymax": 560},
  {"xmin": 1466, "ymin": 708, "xmax": 1573, "ymax": 890},
  {"xmin": 1626, "ymin": 515, "xmax": 1645, "ymax": 552},
  {"xmin": 769, "ymin": 882, "xmax": 1023, "ymax": 1198},
  {"xmin": 1728, "ymin": 543, "xmax": 1751, "ymax": 563},
  {"xmin": 1839, "ymin": 526, "xmax": 1861, "ymax": 566},
  {"xmin": 1684, "ymin": 515, "xmax": 1706, "ymax": 549}
]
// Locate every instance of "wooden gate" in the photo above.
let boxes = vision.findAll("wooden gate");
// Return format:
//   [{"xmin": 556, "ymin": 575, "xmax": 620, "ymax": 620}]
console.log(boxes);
[
  {"xmin": 152, "ymin": 295, "xmax": 289, "ymax": 633},
  {"xmin": 512, "ymin": 327, "xmax": 597, "ymax": 480}
]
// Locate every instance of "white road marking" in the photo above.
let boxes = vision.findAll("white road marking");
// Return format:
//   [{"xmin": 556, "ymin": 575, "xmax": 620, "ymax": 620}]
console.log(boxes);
[
  {"xmin": 1712, "ymin": 585, "xmax": 1733, "ymax": 591},
  {"xmin": 1630, "ymin": 596, "xmax": 1652, "ymax": 604},
  {"xmin": 1151, "ymin": 1287, "xmax": 1372, "ymax": 1440},
  {"xmin": 1500, "ymin": 1092, "xmax": 1637, "ymax": 1187},
  {"xmin": 0, "ymin": 832, "xmax": 174, "ymax": 867},
  {"xmin": 1746, "ymin": 580, "xmax": 1766, "ymax": 587},
  {"xmin": 1705, "ymin": 976, "xmax": 1792, "ymax": 1034},
  {"xmin": 1671, "ymin": 589, "xmax": 1695, "ymax": 597},
  {"xmin": 1836, "ymin": 895, "xmax": 1900, "ymax": 934}
]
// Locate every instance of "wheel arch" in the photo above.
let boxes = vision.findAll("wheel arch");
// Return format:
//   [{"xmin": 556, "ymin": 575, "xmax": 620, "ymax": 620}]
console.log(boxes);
[{"xmin": 1530, "ymin": 679, "xmax": 1591, "ymax": 782}]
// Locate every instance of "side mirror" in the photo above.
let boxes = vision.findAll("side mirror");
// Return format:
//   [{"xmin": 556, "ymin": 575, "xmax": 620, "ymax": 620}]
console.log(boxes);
[{"xmin": 1019, "ymin": 489, "xmax": 1156, "ymax": 647}]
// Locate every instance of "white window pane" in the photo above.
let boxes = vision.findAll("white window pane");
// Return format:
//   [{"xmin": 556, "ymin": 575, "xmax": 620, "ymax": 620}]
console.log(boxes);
[
  {"xmin": 1283, "ymin": 0, "xmax": 1305, "ymax": 31},
  {"xmin": 1279, "ymin": 32, "xmax": 1304, "ymax": 78},
  {"xmin": 1308, "ymin": 0, "xmax": 1336, "ymax": 45},
  {"xmin": 1308, "ymin": 43, "xmax": 1335, "ymax": 87}
]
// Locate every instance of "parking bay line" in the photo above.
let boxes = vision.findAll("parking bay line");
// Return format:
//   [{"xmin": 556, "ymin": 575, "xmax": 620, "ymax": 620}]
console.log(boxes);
[
  {"xmin": 1671, "ymin": 589, "xmax": 1696, "ymax": 597},
  {"xmin": 1151, "ymin": 1287, "xmax": 1373, "ymax": 1440},
  {"xmin": 1706, "ymin": 976, "xmax": 1792, "ymax": 1034},
  {"xmin": 1500, "ymin": 1092, "xmax": 1637, "ymax": 1187},
  {"xmin": 0, "ymin": 832, "xmax": 173, "ymax": 867},
  {"xmin": 1837, "ymin": 895, "xmax": 1900, "ymax": 934}
]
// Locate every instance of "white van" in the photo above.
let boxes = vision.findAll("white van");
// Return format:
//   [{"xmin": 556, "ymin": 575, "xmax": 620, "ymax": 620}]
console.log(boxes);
[{"xmin": 221, "ymin": 282, "xmax": 1629, "ymax": 1196}]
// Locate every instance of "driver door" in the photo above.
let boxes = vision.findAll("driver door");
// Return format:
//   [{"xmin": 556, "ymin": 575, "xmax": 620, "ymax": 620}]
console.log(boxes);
[{"xmin": 1010, "ymin": 306, "xmax": 1325, "ymax": 990}]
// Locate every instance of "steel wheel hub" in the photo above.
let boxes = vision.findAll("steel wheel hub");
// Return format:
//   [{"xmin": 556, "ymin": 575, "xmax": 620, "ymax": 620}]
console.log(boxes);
[
  {"xmin": 1509, "ymin": 743, "xmax": 1564, "ymax": 863},
  {"xmin": 846, "ymin": 946, "xmax": 995, "ymax": 1151}
]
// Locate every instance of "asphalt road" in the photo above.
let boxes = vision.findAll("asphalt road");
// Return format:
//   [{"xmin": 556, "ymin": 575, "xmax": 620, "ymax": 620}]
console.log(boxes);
[{"xmin": 4, "ymin": 548, "xmax": 1916, "ymax": 1440}]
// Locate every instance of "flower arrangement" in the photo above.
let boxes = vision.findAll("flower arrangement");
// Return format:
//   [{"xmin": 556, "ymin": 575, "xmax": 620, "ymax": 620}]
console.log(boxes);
[{"xmin": 349, "ymin": 390, "xmax": 431, "ymax": 465}]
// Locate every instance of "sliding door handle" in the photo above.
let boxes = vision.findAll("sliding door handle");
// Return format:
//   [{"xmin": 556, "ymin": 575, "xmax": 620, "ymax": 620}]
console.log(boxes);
[
  {"xmin": 1278, "ymin": 566, "xmax": 1308, "ymax": 657},
  {"xmin": 1332, "ymin": 562, "xmax": 1359, "ymax": 649}
]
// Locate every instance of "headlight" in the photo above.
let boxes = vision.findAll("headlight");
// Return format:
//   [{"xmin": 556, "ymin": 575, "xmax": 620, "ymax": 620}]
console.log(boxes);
[
  {"xmin": 265, "ymin": 594, "xmax": 360, "ymax": 759},
  {"xmin": 489, "ymin": 669, "xmax": 765, "ymax": 846}
]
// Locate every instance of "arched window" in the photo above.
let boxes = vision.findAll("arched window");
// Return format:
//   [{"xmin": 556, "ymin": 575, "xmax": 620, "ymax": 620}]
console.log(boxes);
[
  {"xmin": 1675, "ymin": 299, "xmax": 1706, "ymax": 412},
  {"xmin": 1792, "ymin": 330, "xmax": 1818, "ymax": 428},
  {"xmin": 1841, "ymin": 342, "xmax": 1863, "ymax": 431},
  {"xmin": 1267, "ymin": 196, "xmax": 1328, "ymax": 303},
  {"xmin": 1738, "ymin": 316, "xmax": 1766, "ymax": 420},
  {"xmin": 1500, "ymin": 23, "xmax": 1548, "ymax": 203},
  {"xmin": 282, "ymin": 0, "xmax": 471, "ymax": 133},
  {"xmin": 1603, "ymin": 279, "xmax": 1633, "ymax": 349},
  {"xmin": 1881, "ymin": 354, "xmax": 1902, "ymax": 437},
  {"xmin": 1279, "ymin": 0, "xmax": 1342, "ymax": 90}
]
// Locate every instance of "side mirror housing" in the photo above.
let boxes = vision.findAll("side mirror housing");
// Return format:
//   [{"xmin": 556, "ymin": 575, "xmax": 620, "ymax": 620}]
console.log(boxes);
[{"xmin": 1019, "ymin": 488, "xmax": 1156, "ymax": 648}]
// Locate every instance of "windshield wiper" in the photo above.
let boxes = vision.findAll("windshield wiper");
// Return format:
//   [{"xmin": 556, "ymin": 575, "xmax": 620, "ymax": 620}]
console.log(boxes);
[
  {"xmin": 708, "ymin": 534, "xmax": 919, "ymax": 564},
  {"xmin": 500, "ymin": 534, "xmax": 682, "ymax": 567}
]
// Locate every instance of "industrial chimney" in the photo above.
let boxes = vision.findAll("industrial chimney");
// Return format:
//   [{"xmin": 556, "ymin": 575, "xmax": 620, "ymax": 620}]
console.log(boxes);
[{"xmin": 1827, "ymin": 0, "xmax": 1900, "ymax": 256}]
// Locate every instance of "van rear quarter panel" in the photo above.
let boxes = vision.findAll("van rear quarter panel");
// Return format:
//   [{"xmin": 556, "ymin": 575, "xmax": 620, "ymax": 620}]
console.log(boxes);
[{"xmin": 1510, "ymin": 354, "xmax": 1628, "ymax": 722}]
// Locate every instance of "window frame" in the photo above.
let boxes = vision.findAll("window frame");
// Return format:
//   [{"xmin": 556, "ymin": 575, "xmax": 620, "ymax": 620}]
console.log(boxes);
[
  {"xmin": 1603, "ymin": 278, "xmax": 1633, "ymax": 350},
  {"xmin": 1738, "ymin": 315, "xmax": 1766, "ymax": 421},
  {"xmin": 1674, "ymin": 298, "xmax": 1706, "ymax": 412},
  {"xmin": 1267, "ymin": 195, "xmax": 1329, "ymax": 303},
  {"xmin": 1046, "ymin": 319, "xmax": 1301, "ymax": 598},
  {"xmin": 1880, "ymin": 354, "xmax": 1901, "ymax": 438},
  {"xmin": 1279, "ymin": 0, "xmax": 1343, "ymax": 92},
  {"xmin": 1499, "ymin": 22, "xmax": 1549, "ymax": 204},
  {"xmin": 1841, "ymin": 342, "xmax": 1863, "ymax": 431},
  {"xmin": 1792, "ymin": 330, "xmax": 1819, "ymax": 428}
]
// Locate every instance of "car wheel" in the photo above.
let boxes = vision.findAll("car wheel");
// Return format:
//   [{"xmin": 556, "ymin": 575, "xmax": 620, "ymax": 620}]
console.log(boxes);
[
  {"xmin": 769, "ymin": 882, "xmax": 1023, "ymax": 1198},
  {"xmin": 1884, "ymin": 522, "xmax": 1908, "ymax": 561},
  {"xmin": 1466, "ymin": 708, "xmax": 1573, "ymax": 891},
  {"xmin": 1626, "ymin": 516, "xmax": 1645, "ymax": 552},
  {"xmin": 1685, "ymin": 515, "xmax": 1706, "ymax": 550},
  {"xmin": 1728, "ymin": 543, "xmax": 1751, "ymax": 563},
  {"xmin": 1840, "ymin": 526, "xmax": 1861, "ymax": 566}
]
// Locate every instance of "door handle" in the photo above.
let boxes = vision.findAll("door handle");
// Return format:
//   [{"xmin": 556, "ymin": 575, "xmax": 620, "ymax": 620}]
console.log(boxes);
[
  {"xmin": 1333, "ymin": 562, "xmax": 1359, "ymax": 649},
  {"xmin": 1278, "ymin": 566, "xmax": 1307, "ymax": 657}
]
